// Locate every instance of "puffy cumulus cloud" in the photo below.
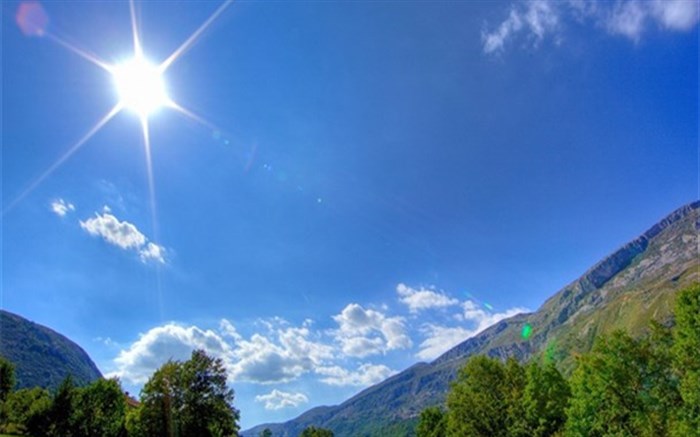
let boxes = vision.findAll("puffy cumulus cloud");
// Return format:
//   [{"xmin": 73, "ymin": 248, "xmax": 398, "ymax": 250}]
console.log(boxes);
[
  {"xmin": 50, "ymin": 198, "xmax": 75, "ymax": 217},
  {"xmin": 396, "ymin": 283, "xmax": 459, "ymax": 313},
  {"xmin": 316, "ymin": 363, "xmax": 396, "ymax": 387},
  {"xmin": 255, "ymin": 389, "xmax": 309, "ymax": 410},
  {"xmin": 483, "ymin": 0, "xmax": 699, "ymax": 54},
  {"xmin": 332, "ymin": 304, "xmax": 412, "ymax": 358},
  {"xmin": 416, "ymin": 324, "xmax": 473, "ymax": 361},
  {"xmin": 110, "ymin": 319, "xmax": 336, "ymax": 386},
  {"xmin": 80, "ymin": 210, "xmax": 165, "ymax": 264},
  {"xmin": 109, "ymin": 323, "xmax": 234, "ymax": 384},
  {"xmin": 230, "ymin": 325, "xmax": 334, "ymax": 384}
]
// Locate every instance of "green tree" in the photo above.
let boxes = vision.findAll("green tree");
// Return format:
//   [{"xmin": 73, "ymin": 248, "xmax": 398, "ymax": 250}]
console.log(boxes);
[
  {"xmin": 416, "ymin": 406, "xmax": 446, "ymax": 437},
  {"xmin": 503, "ymin": 357, "xmax": 527, "ymax": 437},
  {"xmin": 522, "ymin": 361, "xmax": 570, "ymax": 437},
  {"xmin": 258, "ymin": 428, "xmax": 273, "ymax": 437},
  {"xmin": 446, "ymin": 355, "xmax": 510, "ymax": 437},
  {"xmin": 138, "ymin": 349, "xmax": 239, "ymax": 437},
  {"xmin": 48, "ymin": 375, "xmax": 76, "ymax": 437},
  {"xmin": 671, "ymin": 283, "xmax": 700, "ymax": 436},
  {"xmin": 0, "ymin": 357, "xmax": 15, "ymax": 402},
  {"xmin": 565, "ymin": 330, "xmax": 677, "ymax": 437},
  {"xmin": 71, "ymin": 378, "xmax": 127, "ymax": 437},
  {"xmin": 3, "ymin": 387, "xmax": 52, "ymax": 436},
  {"xmin": 299, "ymin": 425, "xmax": 334, "ymax": 437}
]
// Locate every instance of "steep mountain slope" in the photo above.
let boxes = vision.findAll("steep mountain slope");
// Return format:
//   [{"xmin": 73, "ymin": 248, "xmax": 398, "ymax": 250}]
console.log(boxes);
[
  {"xmin": 244, "ymin": 201, "xmax": 699, "ymax": 437},
  {"xmin": 0, "ymin": 310, "xmax": 102, "ymax": 390}
]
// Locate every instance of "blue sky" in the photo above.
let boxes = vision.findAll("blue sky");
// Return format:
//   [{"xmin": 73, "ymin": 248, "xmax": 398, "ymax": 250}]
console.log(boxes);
[{"xmin": 2, "ymin": 0, "xmax": 698, "ymax": 429}]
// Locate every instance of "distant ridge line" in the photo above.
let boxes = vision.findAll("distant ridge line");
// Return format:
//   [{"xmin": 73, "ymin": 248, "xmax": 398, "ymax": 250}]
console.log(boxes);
[{"xmin": 578, "ymin": 200, "xmax": 699, "ymax": 293}]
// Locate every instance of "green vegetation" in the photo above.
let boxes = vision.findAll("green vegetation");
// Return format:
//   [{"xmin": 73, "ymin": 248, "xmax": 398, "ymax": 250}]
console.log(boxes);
[
  {"xmin": 300, "ymin": 426, "xmax": 334, "ymax": 437},
  {"xmin": 418, "ymin": 283, "xmax": 700, "ymax": 437},
  {"xmin": 0, "ymin": 310, "xmax": 102, "ymax": 391},
  {"xmin": 0, "ymin": 349, "xmax": 239, "ymax": 437}
]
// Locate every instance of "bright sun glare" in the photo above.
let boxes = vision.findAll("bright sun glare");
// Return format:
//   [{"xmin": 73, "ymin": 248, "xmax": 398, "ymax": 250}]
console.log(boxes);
[{"xmin": 112, "ymin": 56, "xmax": 169, "ymax": 117}]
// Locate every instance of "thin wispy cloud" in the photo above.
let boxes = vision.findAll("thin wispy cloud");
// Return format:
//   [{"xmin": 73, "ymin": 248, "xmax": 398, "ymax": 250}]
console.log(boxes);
[
  {"xmin": 316, "ymin": 363, "xmax": 396, "ymax": 387},
  {"xmin": 483, "ymin": 0, "xmax": 699, "ymax": 54},
  {"xmin": 79, "ymin": 209, "xmax": 166, "ymax": 263},
  {"xmin": 50, "ymin": 198, "xmax": 75, "ymax": 217}
]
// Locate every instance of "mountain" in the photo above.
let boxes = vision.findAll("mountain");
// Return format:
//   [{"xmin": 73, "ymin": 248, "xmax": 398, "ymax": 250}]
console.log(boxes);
[
  {"xmin": 244, "ymin": 201, "xmax": 700, "ymax": 437},
  {"xmin": 0, "ymin": 310, "xmax": 103, "ymax": 390}
]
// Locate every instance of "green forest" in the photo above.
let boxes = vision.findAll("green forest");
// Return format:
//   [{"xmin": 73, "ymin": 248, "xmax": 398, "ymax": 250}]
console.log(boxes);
[{"xmin": 1, "ymin": 284, "xmax": 698, "ymax": 437}]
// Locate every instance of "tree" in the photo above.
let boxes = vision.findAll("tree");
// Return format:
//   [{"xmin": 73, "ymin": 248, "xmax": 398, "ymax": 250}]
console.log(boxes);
[
  {"xmin": 565, "ymin": 330, "xmax": 678, "ymax": 437},
  {"xmin": 503, "ymin": 357, "xmax": 527, "ymax": 437},
  {"xmin": 71, "ymin": 378, "xmax": 127, "ymax": 437},
  {"xmin": 446, "ymin": 355, "xmax": 511, "ymax": 437},
  {"xmin": 671, "ymin": 283, "xmax": 700, "ymax": 436},
  {"xmin": 299, "ymin": 426, "xmax": 334, "ymax": 437},
  {"xmin": 138, "ymin": 349, "xmax": 240, "ymax": 437},
  {"xmin": 2, "ymin": 387, "xmax": 52, "ymax": 436},
  {"xmin": 416, "ymin": 406, "xmax": 446, "ymax": 437},
  {"xmin": 46, "ymin": 375, "xmax": 77, "ymax": 437},
  {"xmin": 522, "ymin": 361, "xmax": 570, "ymax": 437},
  {"xmin": 258, "ymin": 428, "xmax": 273, "ymax": 437},
  {"xmin": 0, "ymin": 357, "xmax": 15, "ymax": 402}
]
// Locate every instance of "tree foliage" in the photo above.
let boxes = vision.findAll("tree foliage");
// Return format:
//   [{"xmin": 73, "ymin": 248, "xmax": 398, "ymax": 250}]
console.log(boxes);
[
  {"xmin": 134, "ymin": 349, "xmax": 239, "ymax": 437},
  {"xmin": 300, "ymin": 425, "xmax": 334, "ymax": 437},
  {"xmin": 671, "ymin": 283, "xmax": 700, "ymax": 437},
  {"xmin": 446, "ymin": 355, "xmax": 512, "ymax": 436},
  {"xmin": 417, "ymin": 406, "xmax": 446, "ymax": 437},
  {"xmin": 0, "ymin": 357, "xmax": 15, "ymax": 402}
]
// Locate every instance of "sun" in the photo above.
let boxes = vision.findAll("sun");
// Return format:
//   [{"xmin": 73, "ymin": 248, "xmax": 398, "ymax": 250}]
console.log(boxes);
[
  {"xmin": 3, "ymin": 0, "xmax": 233, "ymax": 217},
  {"xmin": 113, "ymin": 56, "xmax": 170, "ymax": 118}
]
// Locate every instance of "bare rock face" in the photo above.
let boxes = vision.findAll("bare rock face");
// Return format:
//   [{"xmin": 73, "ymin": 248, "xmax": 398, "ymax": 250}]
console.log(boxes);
[{"xmin": 243, "ymin": 201, "xmax": 700, "ymax": 437}]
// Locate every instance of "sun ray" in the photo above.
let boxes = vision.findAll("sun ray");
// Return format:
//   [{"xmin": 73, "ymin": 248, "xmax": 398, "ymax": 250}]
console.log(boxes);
[
  {"xmin": 2, "ymin": 103, "xmax": 123, "ymax": 216},
  {"xmin": 129, "ymin": 0, "xmax": 143, "ymax": 57},
  {"xmin": 159, "ymin": 0, "xmax": 234, "ymax": 73},
  {"xmin": 169, "ymin": 101, "xmax": 221, "ymax": 133},
  {"xmin": 138, "ymin": 114, "xmax": 166, "ymax": 320},
  {"xmin": 45, "ymin": 32, "xmax": 113, "ymax": 73}
]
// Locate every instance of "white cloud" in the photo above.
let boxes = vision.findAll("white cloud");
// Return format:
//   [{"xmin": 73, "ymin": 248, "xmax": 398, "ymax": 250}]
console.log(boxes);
[
  {"xmin": 416, "ymin": 324, "xmax": 473, "ymax": 361},
  {"xmin": 316, "ymin": 363, "xmax": 396, "ymax": 387},
  {"xmin": 110, "ymin": 319, "xmax": 335, "ymax": 386},
  {"xmin": 79, "ymin": 210, "xmax": 165, "ymax": 263},
  {"xmin": 255, "ymin": 389, "xmax": 309, "ymax": 410},
  {"xmin": 332, "ymin": 303, "xmax": 412, "ymax": 358},
  {"xmin": 483, "ymin": 0, "xmax": 699, "ymax": 53},
  {"xmin": 460, "ymin": 300, "xmax": 528, "ymax": 333},
  {"xmin": 416, "ymin": 301, "xmax": 529, "ymax": 361},
  {"xmin": 230, "ymin": 325, "xmax": 334, "ymax": 384},
  {"xmin": 483, "ymin": 0, "xmax": 559, "ymax": 54},
  {"xmin": 50, "ymin": 198, "xmax": 75, "ymax": 217},
  {"xmin": 109, "ymin": 323, "xmax": 234, "ymax": 384},
  {"xmin": 396, "ymin": 283, "xmax": 459, "ymax": 313}
]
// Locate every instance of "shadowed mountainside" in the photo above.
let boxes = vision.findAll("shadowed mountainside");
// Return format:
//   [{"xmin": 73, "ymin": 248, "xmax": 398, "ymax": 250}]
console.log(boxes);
[{"xmin": 0, "ymin": 310, "xmax": 103, "ymax": 390}]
